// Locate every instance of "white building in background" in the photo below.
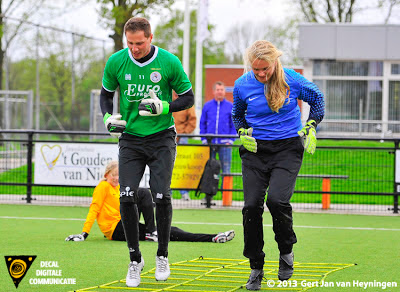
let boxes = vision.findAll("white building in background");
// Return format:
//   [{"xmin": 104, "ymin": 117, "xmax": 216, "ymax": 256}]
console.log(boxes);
[{"xmin": 298, "ymin": 24, "xmax": 400, "ymax": 138}]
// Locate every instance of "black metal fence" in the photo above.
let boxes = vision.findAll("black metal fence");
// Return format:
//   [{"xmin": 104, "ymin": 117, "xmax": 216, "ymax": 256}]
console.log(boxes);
[{"xmin": 0, "ymin": 130, "xmax": 399, "ymax": 214}]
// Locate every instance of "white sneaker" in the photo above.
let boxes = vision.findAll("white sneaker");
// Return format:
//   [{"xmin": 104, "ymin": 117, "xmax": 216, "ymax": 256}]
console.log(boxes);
[
  {"xmin": 155, "ymin": 256, "xmax": 170, "ymax": 281},
  {"xmin": 126, "ymin": 257, "xmax": 144, "ymax": 287},
  {"xmin": 145, "ymin": 231, "xmax": 158, "ymax": 242},
  {"xmin": 212, "ymin": 230, "xmax": 235, "ymax": 243}
]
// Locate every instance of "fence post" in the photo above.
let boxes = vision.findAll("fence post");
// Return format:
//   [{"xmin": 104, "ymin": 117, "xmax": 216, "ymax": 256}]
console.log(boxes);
[
  {"xmin": 26, "ymin": 131, "xmax": 34, "ymax": 203},
  {"xmin": 206, "ymin": 137, "xmax": 212, "ymax": 158},
  {"xmin": 394, "ymin": 140, "xmax": 399, "ymax": 214},
  {"xmin": 322, "ymin": 178, "xmax": 331, "ymax": 209},
  {"xmin": 222, "ymin": 175, "xmax": 233, "ymax": 206}
]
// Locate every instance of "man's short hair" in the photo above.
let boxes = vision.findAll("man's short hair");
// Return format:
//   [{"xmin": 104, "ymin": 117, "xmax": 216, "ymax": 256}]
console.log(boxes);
[
  {"xmin": 124, "ymin": 17, "xmax": 152, "ymax": 37},
  {"xmin": 213, "ymin": 81, "xmax": 225, "ymax": 90}
]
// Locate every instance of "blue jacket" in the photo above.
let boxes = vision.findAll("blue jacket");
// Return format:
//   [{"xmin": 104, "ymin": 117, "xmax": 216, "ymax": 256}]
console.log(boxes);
[
  {"xmin": 232, "ymin": 68, "xmax": 325, "ymax": 140},
  {"xmin": 200, "ymin": 99, "xmax": 237, "ymax": 144}
]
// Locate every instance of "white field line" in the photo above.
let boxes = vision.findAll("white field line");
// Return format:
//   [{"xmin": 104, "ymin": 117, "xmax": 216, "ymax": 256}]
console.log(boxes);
[
  {"xmin": 0, "ymin": 216, "xmax": 85, "ymax": 221},
  {"xmin": 1, "ymin": 216, "xmax": 400, "ymax": 231}
]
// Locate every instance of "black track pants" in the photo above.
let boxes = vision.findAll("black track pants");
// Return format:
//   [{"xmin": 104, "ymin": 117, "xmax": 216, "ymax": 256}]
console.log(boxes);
[
  {"xmin": 118, "ymin": 129, "xmax": 176, "ymax": 260},
  {"xmin": 240, "ymin": 136, "xmax": 304, "ymax": 269}
]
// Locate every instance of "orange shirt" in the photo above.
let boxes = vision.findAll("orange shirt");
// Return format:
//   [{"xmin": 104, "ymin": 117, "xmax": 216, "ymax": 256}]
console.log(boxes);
[{"xmin": 82, "ymin": 181, "xmax": 120, "ymax": 240}]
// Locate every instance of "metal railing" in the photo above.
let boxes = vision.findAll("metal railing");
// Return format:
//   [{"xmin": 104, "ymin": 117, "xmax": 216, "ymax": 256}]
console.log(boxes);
[{"xmin": 0, "ymin": 130, "xmax": 399, "ymax": 214}]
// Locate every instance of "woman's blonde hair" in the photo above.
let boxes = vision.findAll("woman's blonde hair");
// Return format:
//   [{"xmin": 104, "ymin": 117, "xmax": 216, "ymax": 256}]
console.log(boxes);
[
  {"xmin": 244, "ymin": 40, "xmax": 289, "ymax": 112},
  {"xmin": 101, "ymin": 160, "xmax": 118, "ymax": 181}
]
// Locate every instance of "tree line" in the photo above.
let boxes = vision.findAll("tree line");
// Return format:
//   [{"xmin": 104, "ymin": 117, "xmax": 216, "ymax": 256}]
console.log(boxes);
[{"xmin": 1, "ymin": 0, "xmax": 399, "ymax": 131}]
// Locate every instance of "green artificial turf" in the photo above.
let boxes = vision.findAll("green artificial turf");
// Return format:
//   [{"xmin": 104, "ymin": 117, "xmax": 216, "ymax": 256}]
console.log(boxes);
[{"xmin": 1, "ymin": 204, "xmax": 399, "ymax": 291}]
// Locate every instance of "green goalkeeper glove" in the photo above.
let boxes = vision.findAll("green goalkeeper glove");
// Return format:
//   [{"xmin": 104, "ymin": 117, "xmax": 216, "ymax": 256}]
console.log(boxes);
[
  {"xmin": 238, "ymin": 128, "xmax": 257, "ymax": 153},
  {"xmin": 65, "ymin": 232, "xmax": 88, "ymax": 242},
  {"xmin": 298, "ymin": 120, "xmax": 317, "ymax": 155},
  {"xmin": 104, "ymin": 113, "xmax": 126, "ymax": 138},
  {"xmin": 138, "ymin": 90, "xmax": 170, "ymax": 116}
]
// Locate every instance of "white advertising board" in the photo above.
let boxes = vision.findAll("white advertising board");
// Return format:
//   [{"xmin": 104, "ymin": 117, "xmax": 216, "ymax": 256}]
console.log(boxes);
[
  {"xmin": 396, "ymin": 150, "xmax": 400, "ymax": 184},
  {"xmin": 34, "ymin": 143, "xmax": 149, "ymax": 187}
]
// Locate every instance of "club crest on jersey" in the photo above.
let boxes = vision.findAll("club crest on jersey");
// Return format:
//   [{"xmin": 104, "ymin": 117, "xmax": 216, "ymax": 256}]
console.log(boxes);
[
  {"xmin": 150, "ymin": 72, "xmax": 162, "ymax": 83},
  {"xmin": 125, "ymin": 74, "xmax": 131, "ymax": 80}
]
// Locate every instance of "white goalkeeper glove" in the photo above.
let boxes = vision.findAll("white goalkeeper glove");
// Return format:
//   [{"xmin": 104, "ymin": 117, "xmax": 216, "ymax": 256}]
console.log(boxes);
[
  {"xmin": 65, "ymin": 232, "xmax": 88, "ymax": 242},
  {"xmin": 138, "ymin": 90, "xmax": 170, "ymax": 116},
  {"xmin": 103, "ymin": 113, "xmax": 126, "ymax": 138}
]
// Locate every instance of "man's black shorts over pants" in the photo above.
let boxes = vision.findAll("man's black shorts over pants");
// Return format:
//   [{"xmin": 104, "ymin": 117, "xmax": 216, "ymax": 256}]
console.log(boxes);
[
  {"xmin": 240, "ymin": 136, "xmax": 304, "ymax": 269},
  {"xmin": 118, "ymin": 129, "xmax": 176, "ymax": 204}
]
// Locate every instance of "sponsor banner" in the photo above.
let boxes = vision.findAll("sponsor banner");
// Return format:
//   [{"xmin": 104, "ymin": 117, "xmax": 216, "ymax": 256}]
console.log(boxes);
[
  {"xmin": 34, "ymin": 143, "xmax": 149, "ymax": 187},
  {"xmin": 171, "ymin": 146, "xmax": 209, "ymax": 189}
]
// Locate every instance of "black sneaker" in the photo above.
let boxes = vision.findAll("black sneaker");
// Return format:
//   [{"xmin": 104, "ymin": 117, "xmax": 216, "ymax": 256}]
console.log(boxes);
[
  {"xmin": 278, "ymin": 252, "xmax": 294, "ymax": 281},
  {"xmin": 246, "ymin": 269, "xmax": 264, "ymax": 290}
]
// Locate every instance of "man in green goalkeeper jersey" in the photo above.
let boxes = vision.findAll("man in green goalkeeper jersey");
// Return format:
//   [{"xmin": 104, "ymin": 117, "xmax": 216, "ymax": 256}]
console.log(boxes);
[{"xmin": 100, "ymin": 17, "xmax": 194, "ymax": 288}]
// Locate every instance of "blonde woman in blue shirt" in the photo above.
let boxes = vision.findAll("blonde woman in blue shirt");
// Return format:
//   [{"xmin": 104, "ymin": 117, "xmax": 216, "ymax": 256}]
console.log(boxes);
[{"xmin": 232, "ymin": 40, "xmax": 325, "ymax": 290}]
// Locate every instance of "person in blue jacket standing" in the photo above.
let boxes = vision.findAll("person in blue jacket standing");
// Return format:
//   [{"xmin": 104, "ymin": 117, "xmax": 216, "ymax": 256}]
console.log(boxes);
[
  {"xmin": 200, "ymin": 81, "xmax": 237, "ymax": 175},
  {"xmin": 232, "ymin": 40, "xmax": 325, "ymax": 290}
]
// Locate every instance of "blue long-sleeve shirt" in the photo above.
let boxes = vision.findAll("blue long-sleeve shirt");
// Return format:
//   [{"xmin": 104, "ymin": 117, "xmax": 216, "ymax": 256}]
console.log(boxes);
[
  {"xmin": 200, "ymin": 99, "xmax": 237, "ymax": 144},
  {"xmin": 232, "ymin": 68, "xmax": 325, "ymax": 140}
]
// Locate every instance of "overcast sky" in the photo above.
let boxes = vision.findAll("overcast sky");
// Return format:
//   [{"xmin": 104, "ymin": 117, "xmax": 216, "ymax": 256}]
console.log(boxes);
[
  {"xmin": 44, "ymin": 0, "xmax": 296, "ymax": 45},
  {"xmin": 50, "ymin": 0, "xmax": 399, "ymax": 45},
  {"xmin": 6, "ymin": 0, "xmax": 400, "ymax": 61}
]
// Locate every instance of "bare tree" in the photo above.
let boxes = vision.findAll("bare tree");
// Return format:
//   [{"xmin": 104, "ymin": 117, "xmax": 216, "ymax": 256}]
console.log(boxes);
[
  {"xmin": 296, "ymin": 0, "xmax": 400, "ymax": 23},
  {"xmin": 225, "ymin": 18, "xmax": 301, "ymax": 66},
  {"xmin": 153, "ymin": 8, "xmax": 226, "ymax": 85},
  {"xmin": 378, "ymin": 0, "xmax": 400, "ymax": 23},
  {"xmin": 0, "ymin": 0, "xmax": 47, "ymax": 90},
  {"xmin": 297, "ymin": 0, "xmax": 357, "ymax": 22},
  {"xmin": 96, "ymin": 0, "xmax": 174, "ymax": 52},
  {"xmin": 225, "ymin": 22, "xmax": 263, "ymax": 64}
]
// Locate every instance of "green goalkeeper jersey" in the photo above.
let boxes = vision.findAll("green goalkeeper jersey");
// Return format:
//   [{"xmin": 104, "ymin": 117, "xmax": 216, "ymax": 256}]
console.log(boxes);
[{"xmin": 102, "ymin": 46, "xmax": 192, "ymax": 137}]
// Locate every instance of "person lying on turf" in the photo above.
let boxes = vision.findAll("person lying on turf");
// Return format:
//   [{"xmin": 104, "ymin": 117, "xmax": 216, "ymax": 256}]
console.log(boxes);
[{"xmin": 65, "ymin": 161, "xmax": 235, "ymax": 243}]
